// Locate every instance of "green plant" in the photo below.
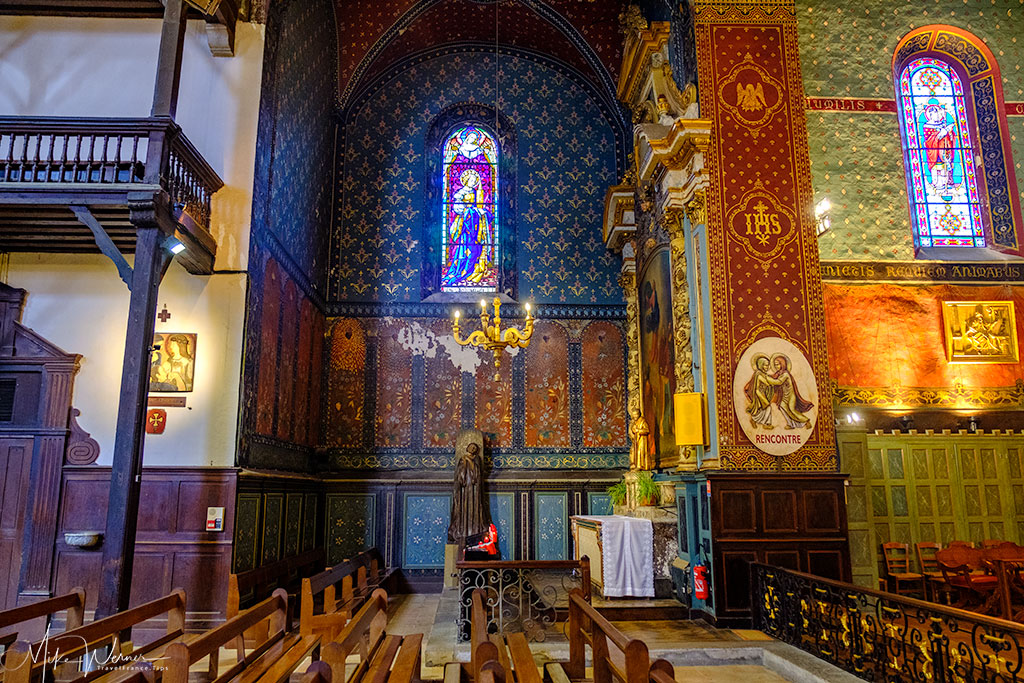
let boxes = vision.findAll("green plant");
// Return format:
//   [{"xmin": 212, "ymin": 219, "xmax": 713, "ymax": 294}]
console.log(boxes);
[
  {"xmin": 635, "ymin": 471, "xmax": 660, "ymax": 505},
  {"xmin": 606, "ymin": 481, "xmax": 628, "ymax": 507}
]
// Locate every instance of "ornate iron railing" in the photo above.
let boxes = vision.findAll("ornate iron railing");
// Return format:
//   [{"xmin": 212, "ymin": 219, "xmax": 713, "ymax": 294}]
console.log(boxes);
[
  {"xmin": 0, "ymin": 116, "xmax": 222, "ymax": 231},
  {"xmin": 456, "ymin": 558, "xmax": 591, "ymax": 643},
  {"xmin": 752, "ymin": 562, "xmax": 1024, "ymax": 682}
]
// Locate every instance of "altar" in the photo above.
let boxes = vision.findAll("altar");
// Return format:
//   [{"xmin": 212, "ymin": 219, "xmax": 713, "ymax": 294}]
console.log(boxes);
[{"xmin": 571, "ymin": 515, "xmax": 655, "ymax": 598}]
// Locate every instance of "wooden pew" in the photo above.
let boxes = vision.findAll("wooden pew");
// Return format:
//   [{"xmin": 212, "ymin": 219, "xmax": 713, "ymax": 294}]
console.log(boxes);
[
  {"xmin": 3, "ymin": 590, "xmax": 187, "ymax": 683},
  {"xmin": 226, "ymin": 547, "xmax": 326, "ymax": 645},
  {"xmin": 163, "ymin": 588, "xmax": 319, "ymax": 683},
  {"xmin": 452, "ymin": 588, "xmax": 541, "ymax": 683},
  {"xmin": 0, "ymin": 587, "xmax": 85, "ymax": 650},
  {"xmin": 321, "ymin": 588, "xmax": 423, "ymax": 683},
  {"xmin": 545, "ymin": 589, "xmax": 674, "ymax": 683},
  {"xmin": 300, "ymin": 547, "xmax": 400, "ymax": 640}
]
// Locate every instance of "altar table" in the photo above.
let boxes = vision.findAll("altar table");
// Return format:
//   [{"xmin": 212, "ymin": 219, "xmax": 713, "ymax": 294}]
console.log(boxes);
[{"xmin": 571, "ymin": 515, "xmax": 654, "ymax": 598}]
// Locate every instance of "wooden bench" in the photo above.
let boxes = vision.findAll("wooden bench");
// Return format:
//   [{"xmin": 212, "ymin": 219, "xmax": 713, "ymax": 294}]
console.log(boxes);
[
  {"xmin": 0, "ymin": 587, "xmax": 85, "ymax": 651},
  {"xmin": 444, "ymin": 588, "xmax": 542, "ymax": 683},
  {"xmin": 545, "ymin": 589, "xmax": 674, "ymax": 683},
  {"xmin": 321, "ymin": 588, "xmax": 423, "ymax": 683},
  {"xmin": 300, "ymin": 547, "xmax": 400, "ymax": 640},
  {"xmin": 3, "ymin": 590, "xmax": 187, "ymax": 683},
  {"xmin": 164, "ymin": 588, "xmax": 320, "ymax": 683},
  {"xmin": 227, "ymin": 547, "xmax": 326, "ymax": 646}
]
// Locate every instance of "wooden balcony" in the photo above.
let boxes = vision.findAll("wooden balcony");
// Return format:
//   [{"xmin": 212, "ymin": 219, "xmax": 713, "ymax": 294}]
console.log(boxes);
[{"xmin": 0, "ymin": 116, "xmax": 222, "ymax": 274}]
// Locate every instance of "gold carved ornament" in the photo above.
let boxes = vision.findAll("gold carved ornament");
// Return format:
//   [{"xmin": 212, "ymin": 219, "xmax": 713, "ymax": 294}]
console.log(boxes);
[
  {"xmin": 618, "ymin": 269, "xmax": 642, "ymax": 416},
  {"xmin": 452, "ymin": 297, "xmax": 535, "ymax": 381}
]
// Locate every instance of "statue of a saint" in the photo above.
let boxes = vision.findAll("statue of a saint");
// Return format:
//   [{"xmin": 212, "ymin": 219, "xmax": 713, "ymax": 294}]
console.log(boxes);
[
  {"xmin": 629, "ymin": 407, "xmax": 654, "ymax": 471},
  {"xmin": 448, "ymin": 438, "xmax": 491, "ymax": 545}
]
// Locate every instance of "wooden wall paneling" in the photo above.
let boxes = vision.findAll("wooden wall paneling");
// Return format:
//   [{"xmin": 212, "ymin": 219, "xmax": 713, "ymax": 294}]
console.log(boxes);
[
  {"xmin": 533, "ymin": 491, "xmax": 569, "ymax": 560},
  {"xmin": 761, "ymin": 490, "xmax": 798, "ymax": 533},
  {"xmin": 325, "ymin": 492, "xmax": 375, "ymax": 565},
  {"xmin": 233, "ymin": 493, "xmax": 261, "ymax": 572},
  {"xmin": 260, "ymin": 493, "xmax": 284, "ymax": 565},
  {"xmin": 302, "ymin": 492, "xmax": 317, "ymax": 552},
  {"xmin": 402, "ymin": 493, "xmax": 450, "ymax": 568},
  {"xmin": 0, "ymin": 439, "xmax": 32, "ymax": 609},
  {"xmin": 283, "ymin": 493, "xmax": 302, "ymax": 557}
]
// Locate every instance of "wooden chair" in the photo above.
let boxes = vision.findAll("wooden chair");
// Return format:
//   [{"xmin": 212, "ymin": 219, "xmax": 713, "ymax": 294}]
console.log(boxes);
[
  {"xmin": 936, "ymin": 546, "xmax": 999, "ymax": 613},
  {"xmin": 4, "ymin": 590, "xmax": 187, "ymax": 683},
  {"xmin": 914, "ymin": 542, "xmax": 946, "ymax": 603},
  {"xmin": 164, "ymin": 588, "xmax": 320, "ymax": 683},
  {"xmin": 321, "ymin": 588, "xmax": 424, "ymax": 683},
  {"xmin": 882, "ymin": 542, "xmax": 925, "ymax": 596},
  {"xmin": 300, "ymin": 557, "xmax": 362, "ymax": 639}
]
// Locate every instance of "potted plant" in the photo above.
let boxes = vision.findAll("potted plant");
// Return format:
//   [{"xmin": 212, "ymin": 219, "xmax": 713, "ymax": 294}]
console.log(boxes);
[
  {"xmin": 606, "ymin": 481, "xmax": 628, "ymax": 508},
  {"xmin": 635, "ymin": 471, "xmax": 660, "ymax": 507}
]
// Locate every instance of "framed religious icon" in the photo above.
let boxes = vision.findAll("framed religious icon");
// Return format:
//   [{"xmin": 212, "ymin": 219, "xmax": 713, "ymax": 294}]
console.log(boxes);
[
  {"xmin": 942, "ymin": 301, "xmax": 1019, "ymax": 364},
  {"xmin": 150, "ymin": 332, "xmax": 197, "ymax": 392},
  {"xmin": 638, "ymin": 247, "xmax": 676, "ymax": 462}
]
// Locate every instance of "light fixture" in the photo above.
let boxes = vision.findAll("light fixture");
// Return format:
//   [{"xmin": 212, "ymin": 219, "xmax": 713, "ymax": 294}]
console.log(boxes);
[
  {"xmin": 452, "ymin": 298, "xmax": 535, "ymax": 381},
  {"xmin": 163, "ymin": 236, "xmax": 186, "ymax": 255},
  {"xmin": 814, "ymin": 197, "xmax": 832, "ymax": 236},
  {"xmin": 846, "ymin": 412, "xmax": 860, "ymax": 424}
]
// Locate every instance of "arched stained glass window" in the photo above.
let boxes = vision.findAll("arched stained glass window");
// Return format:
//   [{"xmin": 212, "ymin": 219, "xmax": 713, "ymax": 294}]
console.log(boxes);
[
  {"xmin": 441, "ymin": 125, "xmax": 499, "ymax": 292},
  {"xmin": 898, "ymin": 57, "xmax": 985, "ymax": 248}
]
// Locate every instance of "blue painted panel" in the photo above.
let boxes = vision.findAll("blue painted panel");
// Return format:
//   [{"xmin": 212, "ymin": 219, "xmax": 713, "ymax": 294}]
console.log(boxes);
[
  {"xmin": 587, "ymin": 492, "xmax": 613, "ymax": 516},
  {"xmin": 403, "ymin": 494, "xmax": 451, "ymax": 568},
  {"xmin": 325, "ymin": 494, "xmax": 376, "ymax": 565},
  {"xmin": 534, "ymin": 492, "xmax": 568, "ymax": 560},
  {"xmin": 488, "ymin": 492, "xmax": 515, "ymax": 560}
]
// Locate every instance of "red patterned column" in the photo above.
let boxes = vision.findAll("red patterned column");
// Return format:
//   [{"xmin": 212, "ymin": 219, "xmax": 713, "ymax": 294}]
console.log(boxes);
[{"xmin": 696, "ymin": 0, "xmax": 835, "ymax": 470}]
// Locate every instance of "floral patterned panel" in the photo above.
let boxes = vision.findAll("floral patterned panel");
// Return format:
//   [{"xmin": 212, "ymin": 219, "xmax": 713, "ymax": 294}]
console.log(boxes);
[
  {"xmin": 375, "ymin": 319, "xmax": 413, "ymax": 448},
  {"xmin": 325, "ymin": 318, "xmax": 367, "ymax": 448},
  {"xmin": 524, "ymin": 321, "xmax": 570, "ymax": 447},
  {"xmin": 423, "ymin": 319, "xmax": 461, "ymax": 448},
  {"xmin": 581, "ymin": 321, "xmax": 627, "ymax": 448}
]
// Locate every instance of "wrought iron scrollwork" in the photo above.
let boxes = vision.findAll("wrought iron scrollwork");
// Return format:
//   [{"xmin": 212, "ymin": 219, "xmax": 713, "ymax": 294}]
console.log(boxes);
[
  {"xmin": 456, "ymin": 561, "xmax": 588, "ymax": 642},
  {"xmin": 752, "ymin": 562, "xmax": 1024, "ymax": 682}
]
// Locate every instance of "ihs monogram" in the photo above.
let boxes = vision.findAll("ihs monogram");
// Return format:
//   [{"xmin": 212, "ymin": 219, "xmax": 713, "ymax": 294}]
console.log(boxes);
[{"xmin": 744, "ymin": 201, "xmax": 783, "ymax": 246}]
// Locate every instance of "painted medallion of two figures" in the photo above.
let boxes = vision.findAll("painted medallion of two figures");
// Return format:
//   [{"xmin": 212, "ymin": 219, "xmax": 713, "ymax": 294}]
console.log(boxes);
[{"xmin": 733, "ymin": 336, "xmax": 819, "ymax": 456}]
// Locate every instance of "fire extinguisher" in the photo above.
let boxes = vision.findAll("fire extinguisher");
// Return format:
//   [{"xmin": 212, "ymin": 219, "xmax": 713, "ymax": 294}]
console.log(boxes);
[{"xmin": 693, "ymin": 564, "xmax": 709, "ymax": 601}]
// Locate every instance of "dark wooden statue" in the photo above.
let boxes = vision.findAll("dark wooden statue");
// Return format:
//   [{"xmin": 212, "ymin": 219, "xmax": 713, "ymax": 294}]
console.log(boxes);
[{"xmin": 448, "ymin": 429, "xmax": 491, "ymax": 545}]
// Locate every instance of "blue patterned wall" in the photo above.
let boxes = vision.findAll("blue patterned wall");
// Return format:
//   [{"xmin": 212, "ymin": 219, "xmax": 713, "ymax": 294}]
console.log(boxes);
[
  {"xmin": 326, "ymin": 493, "xmax": 377, "ymax": 565},
  {"xmin": 587, "ymin": 492, "xmax": 613, "ymax": 516},
  {"xmin": 534, "ymin": 492, "xmax": 569, "ymax": 560},
  {"xmin": 488, "ymin": 492, "xmax": 516, "ymax": 560},
  {"xmin": 403, "ymin": 493, "xmax": 452, "ymax": 568},
  {"xmin": 251, "ymin": 0, "xmax": 336, "ymax": 297},
  {"xmin": 331, "ymin": 50, "xmax": 623, "ymax": 305}
]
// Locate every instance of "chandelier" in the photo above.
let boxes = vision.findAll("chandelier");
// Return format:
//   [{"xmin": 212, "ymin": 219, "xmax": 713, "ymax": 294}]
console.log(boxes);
[{"xmin": 452, "ymin": 298, "xmax": 535, "ymax": 380}]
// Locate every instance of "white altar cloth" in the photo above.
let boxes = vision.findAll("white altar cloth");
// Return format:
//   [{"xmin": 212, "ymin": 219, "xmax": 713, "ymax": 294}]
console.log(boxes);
[{"xmin": 575, "ymin": 515, "xmax": 654, "ymax": 598}]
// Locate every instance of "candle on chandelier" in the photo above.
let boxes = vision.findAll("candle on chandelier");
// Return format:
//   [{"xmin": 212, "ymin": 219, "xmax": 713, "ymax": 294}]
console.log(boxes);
[{"xmin": 454, "ymin": 309, "xmax": 461, "ymax": 319}]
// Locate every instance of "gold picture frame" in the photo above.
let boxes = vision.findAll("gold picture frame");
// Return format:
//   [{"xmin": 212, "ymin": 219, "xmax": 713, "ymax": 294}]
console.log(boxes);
[{"xmin": 942, "ymin": 301, "xmax": 1019, "ymax": 364}]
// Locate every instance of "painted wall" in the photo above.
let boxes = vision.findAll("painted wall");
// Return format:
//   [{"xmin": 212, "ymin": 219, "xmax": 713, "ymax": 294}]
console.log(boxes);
[
  {"xmin": 330, "ymin": 50, "xmax": 623, "ymax": 305},
  {"xmin": 0, "ymin": 16, "xmax": 266, "ymax": 466},
  {"xmin": 796, "ymin": 0, "xmax": 1024, "ymax": 260}
]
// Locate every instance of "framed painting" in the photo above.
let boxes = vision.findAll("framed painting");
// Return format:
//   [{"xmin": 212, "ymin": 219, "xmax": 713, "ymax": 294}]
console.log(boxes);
[
  {"xmin": 150, "ymin": 332, "xmax": 197, "ymax": 392},
  {"xmin": 638, "ymin": 247, "xmax": 676, "ymax": 463},
  {"xmin": 942, "ymin": 301, "xmax": 1019, "ymax": 364}
]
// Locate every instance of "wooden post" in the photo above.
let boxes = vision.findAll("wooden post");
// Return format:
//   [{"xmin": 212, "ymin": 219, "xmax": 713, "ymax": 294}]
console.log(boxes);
[
  {"xmin": 95, "ymin": 226, "xmax": 170, "ymax": 619},
  {"xmin": 152, "ymin": 0, "xmax": 188, "ymax": 119}
]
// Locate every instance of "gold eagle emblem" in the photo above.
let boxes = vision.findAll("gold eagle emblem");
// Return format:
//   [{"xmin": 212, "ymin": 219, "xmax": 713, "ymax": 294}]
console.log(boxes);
[{"xmin": 737, "ymin": 82, "xmax": 766, "ymax": 112}]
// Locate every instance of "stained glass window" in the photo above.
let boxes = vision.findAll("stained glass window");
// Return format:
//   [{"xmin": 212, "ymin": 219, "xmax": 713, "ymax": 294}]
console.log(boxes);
[
  {"xmin": 441, "ymin": 126, "xmax": 499, "ymax": 292},
  {"xmin": 899, "ymin": 57, "xmax": 985, "ymax": 248}
]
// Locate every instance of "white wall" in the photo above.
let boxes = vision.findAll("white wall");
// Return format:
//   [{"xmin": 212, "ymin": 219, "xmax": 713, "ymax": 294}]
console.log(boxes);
[{"xmin": 0, "ymin": 15, "xmax": 267, "ymax": 466}]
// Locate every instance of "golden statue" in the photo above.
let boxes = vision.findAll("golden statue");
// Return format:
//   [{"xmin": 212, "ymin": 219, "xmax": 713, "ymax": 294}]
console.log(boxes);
[{"xmin": 628, "ymin": 407, "xmax": 654, "ymax": 471}]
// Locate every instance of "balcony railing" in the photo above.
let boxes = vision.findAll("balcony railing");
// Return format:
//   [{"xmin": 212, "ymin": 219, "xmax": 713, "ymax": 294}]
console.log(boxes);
[
  {"xmin": 456, "ymin": 558, "xmax": 592, "ymax": 643},
  {"xmin": 751, "ymin": 561, "xmax": 1024, "ymax": 683},
  {"xmin": 0, "ymin": 116, "xmax": 222, "ymax": 232}
]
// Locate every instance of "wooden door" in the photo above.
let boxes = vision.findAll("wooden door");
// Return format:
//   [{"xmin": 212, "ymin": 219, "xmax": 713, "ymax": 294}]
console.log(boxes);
[{"xmin": 0, "ymin": 437, "xmax": 33, "ymax": 609}]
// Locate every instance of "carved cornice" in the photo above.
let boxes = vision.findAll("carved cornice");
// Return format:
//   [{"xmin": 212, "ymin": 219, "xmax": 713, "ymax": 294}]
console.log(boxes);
[
  {"xmin": 634, "ymin": 118, "xmax": 712, "ymax": 210},
  {"xmin": 617, "ymin": 18, "xmax": 672, "ymax": 106},
  {"xmin": 603, "ymin": 184, "xmax": 637, "ymax": 252}
]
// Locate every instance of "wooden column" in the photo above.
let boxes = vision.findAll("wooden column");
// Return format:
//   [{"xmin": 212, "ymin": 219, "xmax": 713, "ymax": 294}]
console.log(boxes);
[
  {"xmin": 152, "ymin": 0, "xmax": 188, "ymax": 119},
  {"xmin": 95, "ymin": 225, "xmax": 170, "ymax": 618}
]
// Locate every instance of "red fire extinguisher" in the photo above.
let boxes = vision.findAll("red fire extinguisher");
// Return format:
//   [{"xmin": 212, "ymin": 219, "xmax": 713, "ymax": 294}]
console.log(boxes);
[{"xmin": 693, "ymin": 564, "xmax": 709, "ymax": 601}]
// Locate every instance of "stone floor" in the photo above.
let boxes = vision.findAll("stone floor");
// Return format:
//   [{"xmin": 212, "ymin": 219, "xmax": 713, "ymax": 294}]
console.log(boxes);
[{"xmin": 388, "ymin": 593, "xmax": 817, "ymax": 682}]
